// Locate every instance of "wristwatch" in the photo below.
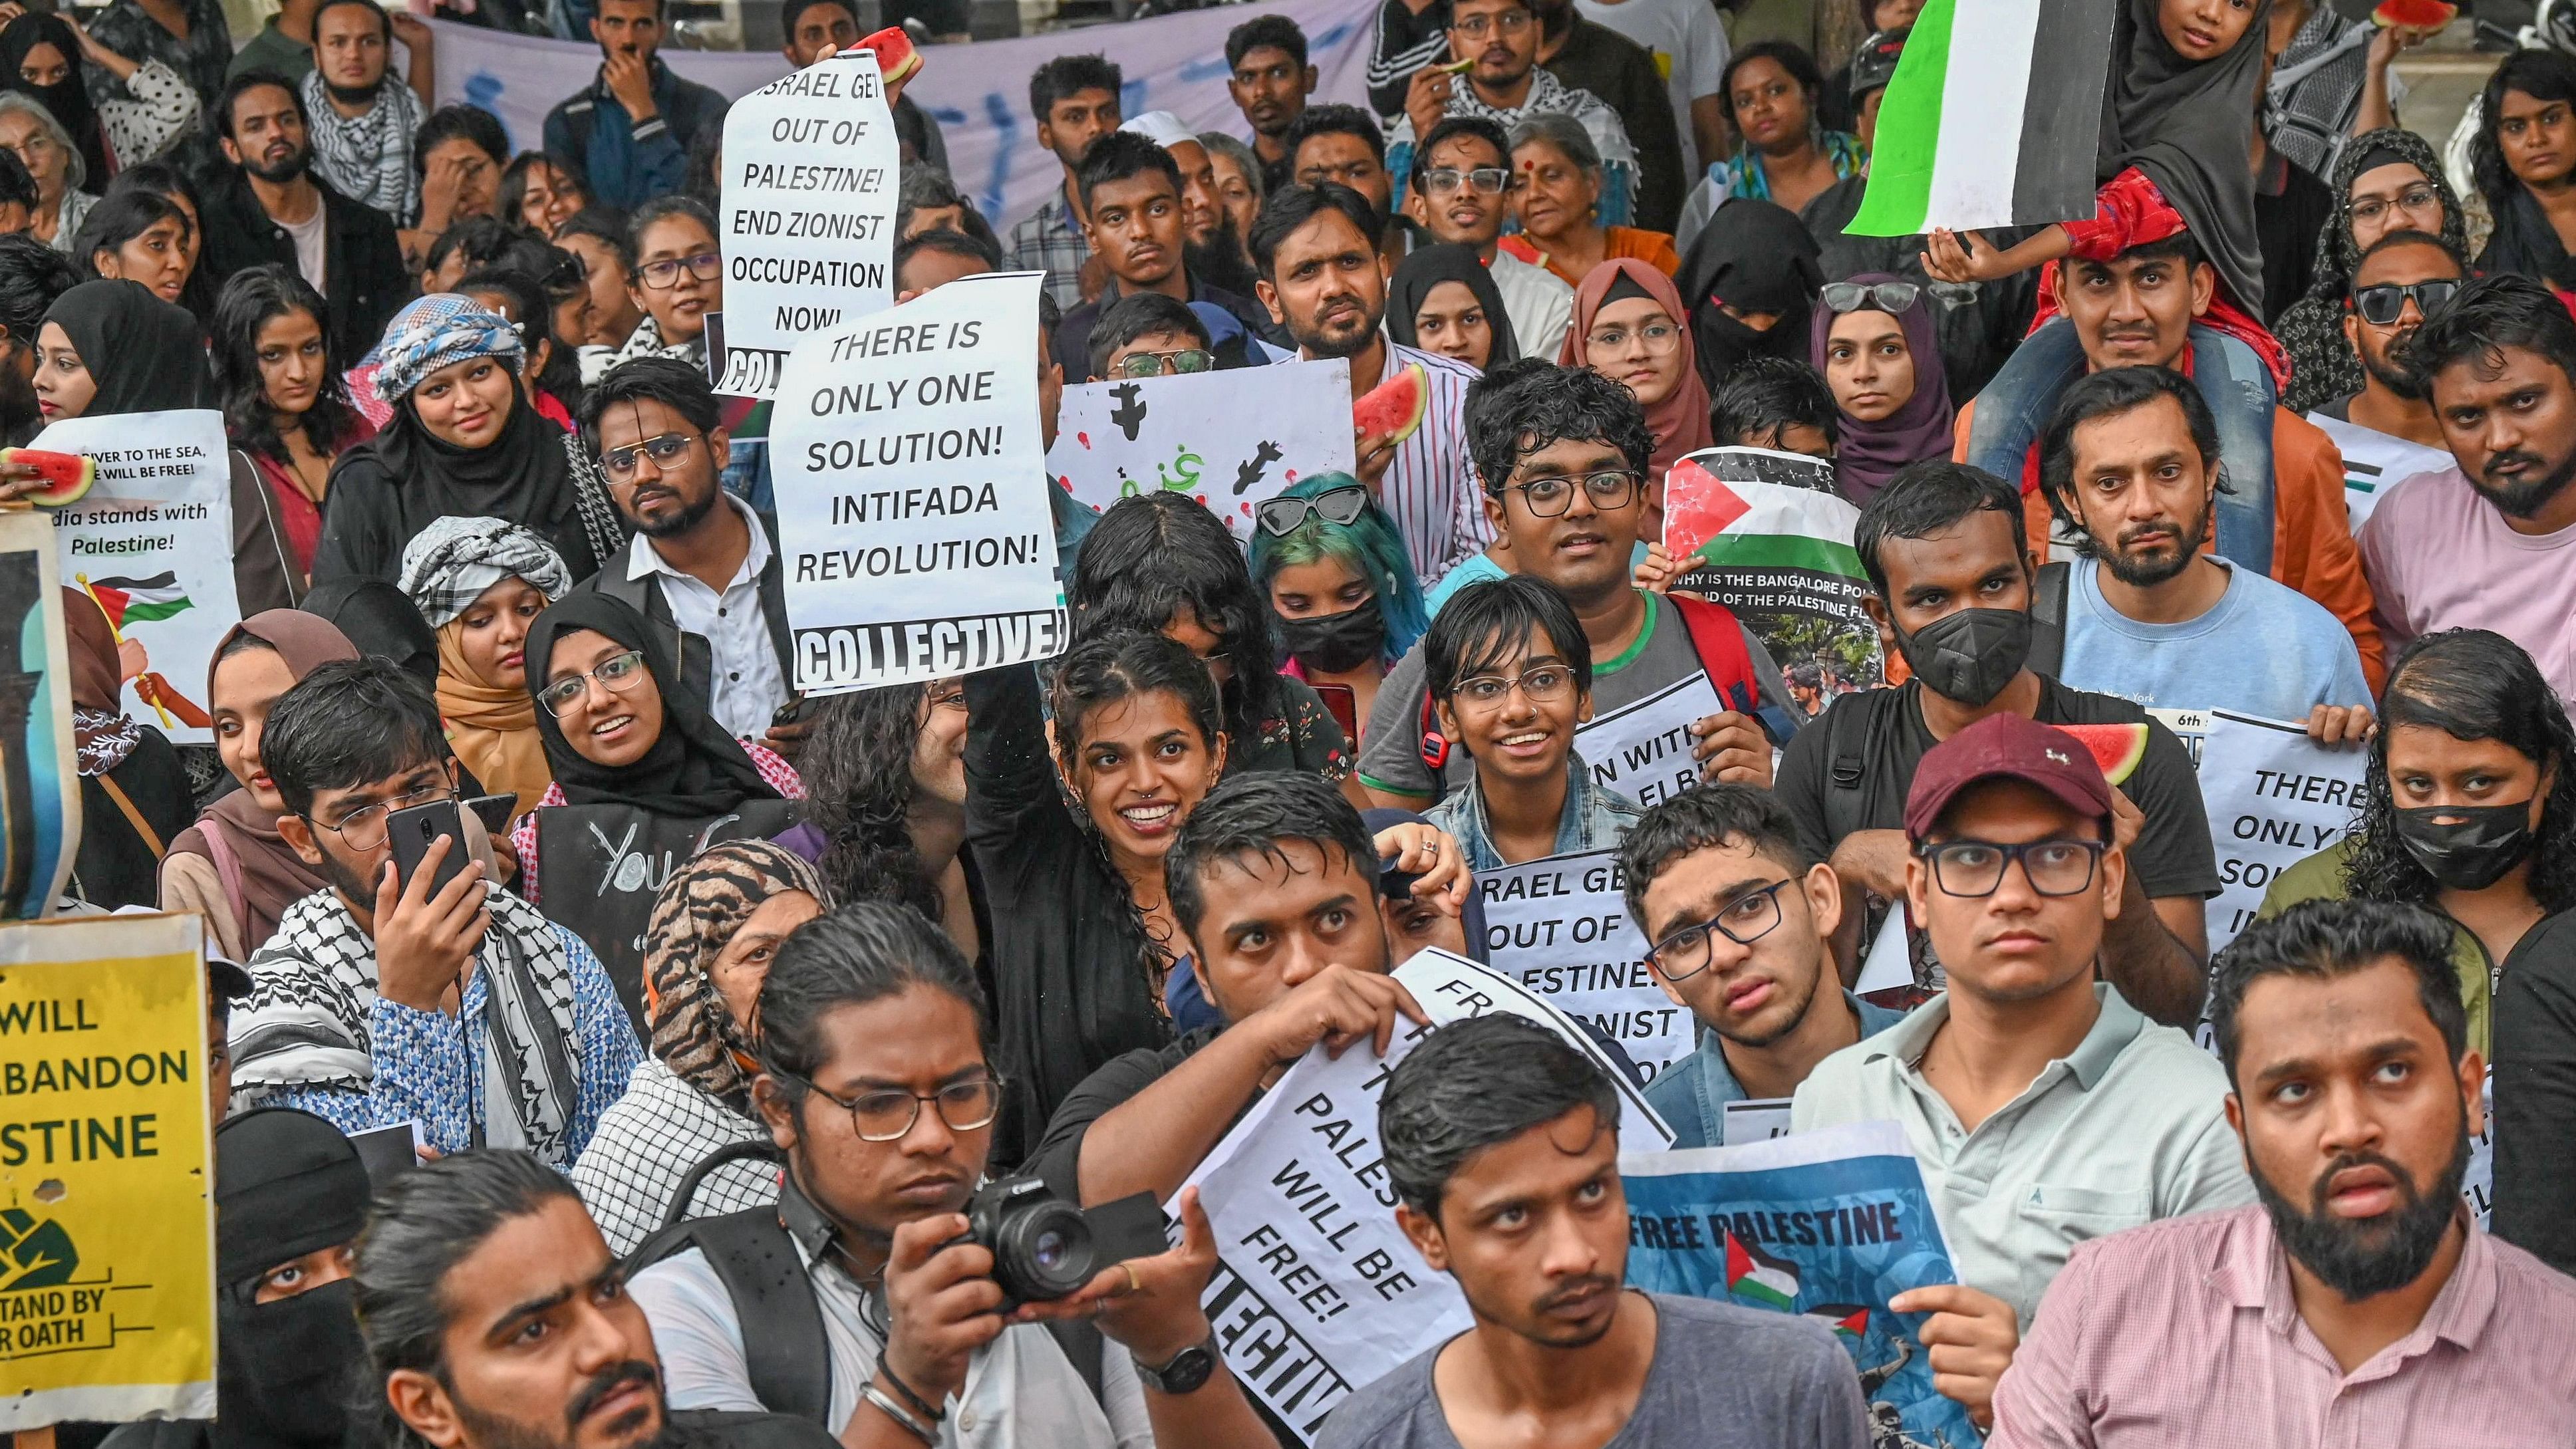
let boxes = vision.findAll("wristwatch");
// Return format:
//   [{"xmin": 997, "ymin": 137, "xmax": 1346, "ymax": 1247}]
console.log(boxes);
[{"xmin": 1134, "ymin": 1333, "xmax": 1220, "ymax": 1395}]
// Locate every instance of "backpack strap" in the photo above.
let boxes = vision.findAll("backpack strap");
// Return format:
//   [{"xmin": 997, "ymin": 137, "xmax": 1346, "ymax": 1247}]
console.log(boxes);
[
  {"xmin": 2028, "ymin": 561, "xmax": 2070, "ymax": 680},
  {"xmin": 1666, "ymin": 593, "xmax": 1798, "ymax": 745},
  {"xmin": 1818, "ymin": 692, "xmax": 1880, "ymax": 849},
  {"xmin": 627, "ymin": 1208, "xmax": 834, "ymax": 1428}
]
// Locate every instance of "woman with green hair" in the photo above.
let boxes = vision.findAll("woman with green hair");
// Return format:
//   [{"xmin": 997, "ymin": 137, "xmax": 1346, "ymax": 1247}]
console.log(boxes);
[{"xmin": 1248, "ymin": 472, "xmax": 1430, "ymax": 746}]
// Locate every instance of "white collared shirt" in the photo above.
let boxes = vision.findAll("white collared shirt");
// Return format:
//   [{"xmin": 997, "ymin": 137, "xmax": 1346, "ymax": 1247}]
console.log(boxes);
[{"xmin": 627, "ymin": 492, "xmax": 789, "ymax": 741}]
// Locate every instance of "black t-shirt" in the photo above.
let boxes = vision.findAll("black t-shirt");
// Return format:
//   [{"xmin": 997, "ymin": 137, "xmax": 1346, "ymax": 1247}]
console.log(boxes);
[{"xmin": 1026, "ymin": 1025, "xmax": 1228, "ymax": 1205}]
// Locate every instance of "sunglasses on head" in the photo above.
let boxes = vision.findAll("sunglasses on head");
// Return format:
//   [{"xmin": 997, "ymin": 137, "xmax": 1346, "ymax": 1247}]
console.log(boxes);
[
  {"xmin": 1819, "ymin": 280, "xmax": 1920, "ymax": 315},
  {"xmin": 2349, "ymin": 279, "xmax": 2461, "ymax": 327},
  {"xmin": 1256, "ymin": 484, "xmax": 1370, "ymax": 536}
]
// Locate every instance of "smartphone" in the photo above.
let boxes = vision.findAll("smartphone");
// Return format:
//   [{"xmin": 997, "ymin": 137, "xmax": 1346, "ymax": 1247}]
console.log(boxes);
[
  {"xmin": 349, "ymin": 1121, "xmax": 425, "ymax": 1184},
  {"xmin": 770, "ymin": 696, "xmax": 805, "ymax": 729},
  {"xmin": 1311, "ymin": 683, "xmax": 1359, "ymax": 743},
  {"xmin": 388, "ymin": 798, "xmax": 470, "ymax": 898},
  {"xmin": 462, "ymin": 793, "xmax": 518, "ymax": 833}
]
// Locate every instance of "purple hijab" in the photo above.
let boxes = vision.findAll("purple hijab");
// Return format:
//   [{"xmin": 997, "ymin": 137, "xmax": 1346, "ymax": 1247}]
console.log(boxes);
[{"xmin": 1808, "ymin": 275, "xmax": 1954, "ymax": 506}]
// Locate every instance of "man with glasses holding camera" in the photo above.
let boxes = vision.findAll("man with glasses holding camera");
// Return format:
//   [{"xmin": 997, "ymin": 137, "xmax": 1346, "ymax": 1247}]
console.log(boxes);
[
  {"xmin": 1401, "ymin": 116, "xmax": 1574, "ymax": 357},
  {"xmin": 1791, "ymin": 710, "xmax": 2251, "ymax": 1432}
]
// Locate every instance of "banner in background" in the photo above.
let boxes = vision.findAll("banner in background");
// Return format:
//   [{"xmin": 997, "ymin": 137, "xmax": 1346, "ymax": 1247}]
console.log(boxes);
[
  {"xmin": 1622, "ymin": 1120, "xmax": 1983, "ymax": 1449},
  {"xmin": 1478, "ymin": 849, "xmax": 1691, "ymax": 1081},
  {"xmin": 0, "ymin": 912, "xmax": 215, "ymax": 1430},
  {"xmin": 1664, "ymin": 448, "xmax": 1883, "ymax": 693},
  {"xmin": 430, "ymin": 19, "xmax": 786, "ymax": 156},
  {"xmin": 35, "ymin": 411, "xmax": 241, "ymax": 747},
  {"xmin": 770, "ymin": 272, "xmax": 1065, "ymax": 694},
  {"xmin": 0, "ymin": 511, "xmax": 78, "ymax": 922},
  {"xmin": 2194, "ymin": 710, "xmax": 2367, "ymax": 953},
  {"xmin": 1048, "ymin": 360, "xmax": 1356, "ymax": 545}
]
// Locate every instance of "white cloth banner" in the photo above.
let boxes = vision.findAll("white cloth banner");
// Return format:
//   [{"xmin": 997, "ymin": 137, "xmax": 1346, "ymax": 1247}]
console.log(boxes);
[
  {"xmin": 1047, "ymin": 360, "xmax": 1355, "ymax": 545},
  {"xmin": 36, "ymin": 410, "xmax": 241, "ymax": 747},
  {"xmin": 769, "ymin": 272, "xmax": 1066, "ymax": 694},
  {"xmin": 1178, "ymin": 948, "xmax": 1669, "ymax": 1444},
  {"xmin": 428, "ymin": 19, "xmax": 787, "ymax": 156},
  {"xmin": 1572, "ymin": 671, "xmax": 1723, "ymax": 811},
  {"xmin": 2194, "ymin": 709, "xmax": 2368, "ymax": 952},
  {"xmin": 1478, "ymin": 848, "xmax": 1691, "ymax": 1080},
  {"xmin": 714, "ymin": 52, "xmax": 901, "ymax": 398}
]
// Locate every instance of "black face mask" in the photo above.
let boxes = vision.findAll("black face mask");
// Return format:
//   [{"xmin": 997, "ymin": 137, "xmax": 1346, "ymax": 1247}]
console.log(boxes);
[
  {"xmin": 1276, "ymin": 597, "xmax": 1386, "ymax": 674},
  {"xmin": 1893, "ymin": 607, "xmax": 2032, "ymax": 708},
  {"xmin": 2393, "ymin": 799, "xmax": 2539, "ymax": 890},
  {"xmin": 215, "ymin": 1277, "xmax": 364, "ymax": 1449}
]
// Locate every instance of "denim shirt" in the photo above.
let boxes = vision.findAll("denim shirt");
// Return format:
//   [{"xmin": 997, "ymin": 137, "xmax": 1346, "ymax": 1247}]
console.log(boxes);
[
  {"xmin": 1646, "ymin": 992, "xmax": 1910, "ymax": 1150},
  {"xmin": 1423, "ymin": 749, "xmax": 1644, "ymax": 874}
]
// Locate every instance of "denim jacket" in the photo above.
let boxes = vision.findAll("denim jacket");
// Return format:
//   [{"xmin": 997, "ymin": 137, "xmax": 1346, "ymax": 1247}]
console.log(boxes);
[{"xmin": 1423, "ymin": 749, "xmax": 1644, "ymax": 874}]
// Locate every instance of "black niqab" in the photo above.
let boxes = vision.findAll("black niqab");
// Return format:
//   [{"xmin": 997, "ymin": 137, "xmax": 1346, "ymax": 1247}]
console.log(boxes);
[
  {"xmin": 2102, "ymin": 0, "xmax": 2270, "ymax": 314},
  {"xmin": 1675, "ymin": 199, "xmax": 1824, "ymax": 390},
  {"xmin": 211, "ymin": 1109, "xmax": 371, "ymax": 1449},
  {"xmin": 0, "ymin": 14, "xmax": 106, "ymax": 193},
  {"xmin": 524, "ymin": 591, "xmax": 781, "ymax": 817}
]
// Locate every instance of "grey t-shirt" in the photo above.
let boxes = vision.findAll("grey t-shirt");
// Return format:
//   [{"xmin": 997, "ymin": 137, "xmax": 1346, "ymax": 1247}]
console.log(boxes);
[
  {"xmin": 1312, "ymin": 1292, "xmax": 1870, "ymax": 1449},
  {"xmin": 1356, "ymin": 590, "xmax": 1796, "ymax": 799}
]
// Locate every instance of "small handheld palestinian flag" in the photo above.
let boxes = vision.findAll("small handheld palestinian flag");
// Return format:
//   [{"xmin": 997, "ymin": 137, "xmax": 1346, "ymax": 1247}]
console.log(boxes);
[
  {"xmin": 1723, "ymin": 1230, "xmax": 1800, "ymax": 1311},
  {"xmin": 82, "ymin": 571, "xmax": 195, "ymax": 629},
  {"xmin": 1846, "ymin": 0, "xmax": 2121, "ymax": 237}
]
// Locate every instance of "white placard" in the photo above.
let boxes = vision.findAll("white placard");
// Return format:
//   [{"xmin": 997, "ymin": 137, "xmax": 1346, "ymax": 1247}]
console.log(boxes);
[
  {"xmin": 2465, "ymin": 1066, "xmax": 2493, "ymax": 1231},
  {"xmin": 715, "ymin": 52, "xmax": 901, "ymax": 399},
  {"xmin": 1573, "ymin": 671, "xmax": 1725, "ymax": 811},
  {"xmin": 1479, "ymin": 849, "xmax": 1692, "ymax": 1080},
  {"xmin": 1720, "ymin": 1097, "xmax": 1792, "ymax": 1146},
  {"xmin": 769, "ymin": 273, "xmax": 1065, "ymax": 695},
  {"xmin": 36, "ymin": 410, "xmax": 240, "ymax": 746},
  {"xmin": 2195, "ymin": 710, "xmax": 2368, "ymax": 952},
  {"xmin": 1046, "ymin": 359, "xmax": 1356, "ymax": 544},
  {"xmin": 1177, "ymin": 948, "xmax": 1669, "ymax": 1444},
  {"xmin": 2305, "ymin": 411, "xmax": 2452, "ymax": 536}
]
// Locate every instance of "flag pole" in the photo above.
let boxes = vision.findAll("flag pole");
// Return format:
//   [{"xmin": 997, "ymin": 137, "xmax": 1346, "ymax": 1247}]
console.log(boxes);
[{"xmin": 74, "ymin": 571, "xmax": 175, "ymax": 730}]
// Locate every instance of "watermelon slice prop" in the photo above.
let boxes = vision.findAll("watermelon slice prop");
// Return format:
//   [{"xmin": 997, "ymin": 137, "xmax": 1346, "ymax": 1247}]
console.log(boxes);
[
  {"xmin": 852, "ymin": 26, "xmax": 921, "ymax": 85},
  {"xmin": 1354, "ymin": 362, "xmax": 1429, "ymax": 445},
  {"xmin": 1, "ymin": 449, "xmax": 94, "ymax": 507},
  {"xmin": 2371, "ymin": 0, "xmax": 2455, "ymax": 28},
  {"xmin": 2055, "ymin": 723, "xmax": 2149, "ymax": 787}
]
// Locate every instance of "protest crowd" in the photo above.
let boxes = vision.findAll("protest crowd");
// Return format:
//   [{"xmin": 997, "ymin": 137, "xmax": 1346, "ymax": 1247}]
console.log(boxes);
[{"xmin": 15, "ymin": 0, "xmax": 2576, "ymax": 1440}]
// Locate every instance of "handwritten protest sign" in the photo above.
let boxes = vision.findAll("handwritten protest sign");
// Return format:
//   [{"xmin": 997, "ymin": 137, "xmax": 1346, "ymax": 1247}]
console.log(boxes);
[
  {"xmin": 1664, "ymin": 448, "xmax": 1883, "ymax": 692},
  {"xmin": 2195, "ymin": 710, "xmax": 2367, "ymax": 952},
  {"xmin": 0, "ymin": 511, "xmax": 78, "ymax": 921},
  {"xmin": 1479, "ymin": 849, "xmax": 1691, "ymax": 1080},
  {"xmin": 1574, "ymin": 672, "xmax": 1723, "ymax": 811},
  {"xmin": 1622, "ymin": 1120, "xmax": 1981, "ymax": 1449},
  {"xmin": 1047, "ymin": 359, "xmax": 1356, "ymax": 544},
  {"xmin": 1178, "ymin": 948, "xmax": 1668, "ymax": 1443},
  {"xmin": 714, "ymin": 51, "xmax": 900, "ymax": 398},
  {"xmin": 35, "ymin": 410, "xmax": 240, "ymax": 746},
  {"xmin": 0, "ymin": 912, "xmax": 214, "ymax": 1429},
  {"xmin": 770, "ymin": 271, "xmax": 1065, "ymax": 695}
]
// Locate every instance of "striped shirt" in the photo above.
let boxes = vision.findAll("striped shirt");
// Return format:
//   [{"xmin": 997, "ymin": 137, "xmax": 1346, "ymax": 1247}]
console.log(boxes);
[
  {"xmin": 1991, "ymin": 1204, "xmax": 2576, "ymax": 1448},
  {"xmin": 1370, "ymin": 340, "xmax": 1491, "ymax": 589}
]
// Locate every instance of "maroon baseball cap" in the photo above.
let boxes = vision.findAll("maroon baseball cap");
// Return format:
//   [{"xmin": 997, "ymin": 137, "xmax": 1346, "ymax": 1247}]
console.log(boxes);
[{"xmin": 1904, "ymin": 712, "xmax": 2115, "ymax": 842}]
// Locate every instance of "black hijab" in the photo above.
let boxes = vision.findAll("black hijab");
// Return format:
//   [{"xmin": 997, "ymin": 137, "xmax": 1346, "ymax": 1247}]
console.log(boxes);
[
  {"xmin": 0, "ymin": 14, "xmax": 106, "ymax": 194},
  {"xmin": 212, "ymin": 1109, "xmax": 371, "ymax": 1449},
  {"xmin": 524, "ymin": 591, "xmax": 780, "ymax": 817},
  {"xmin": 2102, "ymin": 0, "xmax": 2269, "ymax": 314},
  {"xmin": 1675, "ymin": 199, "xmax": 1824, "ymax": 390},
  {"xmin": 41, "ymin": 279, "xmax": 212, "ymax": 414},
  {"xmin": 368, "ymin": 370, "xmax": 580, "ymax": 543},
  {"xmin": 301, "ymin": 577, "xmax": 440, "ymax": 684},
  {"xmin": 1386, "ymin": 243, "xmax": 1521, "ymax": 365}
]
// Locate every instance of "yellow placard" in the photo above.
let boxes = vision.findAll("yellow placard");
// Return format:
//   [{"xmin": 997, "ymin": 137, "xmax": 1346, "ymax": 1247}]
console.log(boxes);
[{"xmin": 0, "ymin": 912, "xmax": 214, "ymax": 1429}]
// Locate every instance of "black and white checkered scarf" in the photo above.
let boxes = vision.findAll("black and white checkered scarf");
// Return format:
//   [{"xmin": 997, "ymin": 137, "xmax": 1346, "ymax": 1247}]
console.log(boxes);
[{"xmin": 302, "ymin": 70, "xmax": 424, "ymax": 223}]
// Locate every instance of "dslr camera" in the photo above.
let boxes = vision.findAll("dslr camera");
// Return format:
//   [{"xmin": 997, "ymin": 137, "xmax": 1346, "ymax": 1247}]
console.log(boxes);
[{"xmin": 954, "ymin": 1176, "xmax": 1167, "ymax": 1308}]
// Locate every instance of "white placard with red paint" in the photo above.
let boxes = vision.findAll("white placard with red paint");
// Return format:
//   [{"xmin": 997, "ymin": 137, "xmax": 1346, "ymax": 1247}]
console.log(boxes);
[{"xmin": 1045, "ymin": 359, "xmax": 1356, "ymax": 544}]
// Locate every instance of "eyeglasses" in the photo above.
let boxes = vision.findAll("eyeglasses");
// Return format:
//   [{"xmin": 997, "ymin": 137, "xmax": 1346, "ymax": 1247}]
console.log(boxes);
[
  {"xmin": 1584, "ymin": 319, "xmax": 1681, "ymax": 354},
  {"xmin": 1452, "ymin": 11, "xmax": 1532, "ymax": 36},
  {"xmin": 600, "ymin": 431, "xmax": 698, "ymax": 481},
  {"xmin": 2347, "ymin": 184, "xmax": 2442, "ymax": 229},
  {"xmin": 798, "ymin": 1074, "xmax": 1005, "ymax": 1142},
  {"xmin": 1644, "ymin": 880, "xmax": 1795, "ymax": 982},
  {"xmin": 633, "ymin": 251, "xmax": 721, "ymax": 289},
  {"xmin": 1504, "ymin": 468, "xmax": 1640, "ymax": 516},
  {"xmin": 535, "ymin": 648, "xmax": 650, "ymax": 717},
  {"xmin": 2350, "ymin": 279, "xmax": 2461, "ymax": 327},
  {"xmin": 1423, "ymin": 166, "xmax": 1513, "ymax": 196},
  {"xmin": 307, "ymin": 781, "xmax": 454, "ymax": 853},
  {"xmin": 1916, "ymin": 839, "xmax": 2105, "ymax": 898},
  {"xmin": 1256, "ymin": 483, "xmax": 1371, "ymax": 536},
  {"xmin": 1820, "ymin": 280, "xmax": 1921, "ymax": 315},
  {"xmin": 1449, "ymin": 663, "xmax": 1576, "ymax": 710},
  {"xmin": 1113, "ymin": 347, "xmax": 1214, "ymax": 378}
]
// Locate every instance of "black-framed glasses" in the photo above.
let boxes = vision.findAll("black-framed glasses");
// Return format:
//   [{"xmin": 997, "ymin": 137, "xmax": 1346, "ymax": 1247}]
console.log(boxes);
[
  {"xmin": 2347, "ymin": 184, "xmax": 2441, "ymax": 229},
  {"xmin": 1820, "ymin": 280, "xmax": 1920, "ymax": 315},
  {"xmin": 536, "ymin": 648, "xmax": 650, "ymax": 717},
  {"xmin": 1644, "ymin": 879, "xmax": 1794, "ymax": 982},
  {"xmin": 305, "ymin": 781, "xmax": 455, "ymax": 853},
  {"xmin": 633, "ymin": 251, "xmax": 721, "ymax": 289},
  {"xmin": 2351, "ymin": 279, "xmax": 2460, "ymax": 327},
  {"xmin": 1423, "ymin": 166, "xmax": 1512, "ymax": 196},
  {"xmin": 1113, "ymin": 347, "xmax": 1213, "ymax": 378},
  {"xmin": 1449, "ymin": 663, "xmax": 1576, "ymax": 710},
  {"xmin": 1256, "ymin": 483, "xmax": 1370, "ymax": 536},
  {"xmin": 1505, "ymin": 469, "xmax": 1639, "ymax": 516},
  {"xmin": 600, "ymin": 431, "xmax": 698, "ymax": 481},
  {"xmin": 1916, "ymin": 839, "xmax": 2105, "ymax": 898},
  {"xmin": 797, "ymin": 1073, "xmax": 1005, "ymax": 1142}
]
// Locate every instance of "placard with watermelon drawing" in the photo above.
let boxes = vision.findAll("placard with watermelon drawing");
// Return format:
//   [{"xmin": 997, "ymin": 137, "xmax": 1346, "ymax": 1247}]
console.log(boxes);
[
  {"xmin": 1046, "ymin": 358, "xmax": 1358, "ymax": 545},
  {"xmin": 1623, "ymin": 1120, "xmax": 1982, "ymax": 1449},
  {"xmin": 1662, "ymin": 447, "xmax": 1884, "ymax": 692}
]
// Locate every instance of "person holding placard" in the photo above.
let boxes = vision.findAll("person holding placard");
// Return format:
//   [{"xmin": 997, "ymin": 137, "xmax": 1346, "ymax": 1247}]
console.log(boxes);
[
  {"xmin": 1623, "ymin": 784, "xmax": 1905, "ymax": 1150},
  {"xmin": 1314, "ymin": 1012, "xmax": 1870, "ymax": 1449}
]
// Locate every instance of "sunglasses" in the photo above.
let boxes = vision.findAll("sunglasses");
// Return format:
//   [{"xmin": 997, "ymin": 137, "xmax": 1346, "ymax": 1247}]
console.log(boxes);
[
  {"xmin": 1820, "ymin": 280, "xmax": 1920, "ymax": 315},
  {"xmin": 2350, "ymin": 279, "xmax": 2461, "ymax": 327},
  {"xmin": 1256, "ymin": 484, "xmax": 1370, "ymax": 536}
]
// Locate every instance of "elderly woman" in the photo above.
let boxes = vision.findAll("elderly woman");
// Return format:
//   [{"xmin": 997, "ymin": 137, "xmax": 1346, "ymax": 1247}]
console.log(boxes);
[
  {"xmin": 1506, "ymin": 112, "xmax": 1679, "ymax": 288},
  {"xmin": 396, "ymin": 516, "xmax": 573, "ymax": 820},
  {"xmin": 0, "ymin": 92, "xmax": 95, "ymax": 250},
  {"xmin": 570, "ymin": 839, "xmax": 829, "ymax": 1254},
  {"xmin": 0, "ymin": 13, "xmax": 199, "ymax": 201}
]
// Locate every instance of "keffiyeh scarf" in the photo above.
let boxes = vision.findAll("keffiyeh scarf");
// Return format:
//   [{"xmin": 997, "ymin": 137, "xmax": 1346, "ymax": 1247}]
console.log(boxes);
[
  {"xmin": 644, "ymin": 839, "xmax": 830, "ymax": 1115},
  {"xmin": 398, "ymin": 515, "xmax": 574, "ymax": 628},
  {"xmin": 609, "ymin": 313, "xmax": 705, "ymax": 370},
  {"xmin": 233, "ymin": 886, "xmax": 586, "ymax": 1165},
  {"xmin": 302, "ymin": 70, "xmax": 424, "ymax": 223}
]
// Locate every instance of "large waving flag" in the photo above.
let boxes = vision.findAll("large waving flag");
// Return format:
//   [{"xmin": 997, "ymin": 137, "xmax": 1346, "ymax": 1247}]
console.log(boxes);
[
  {"xmin": 82, "ymin": 572, "xmax": 194, "ymax": 629},
  {"xmin": 1846, "ymin": 0, "xmax": 2120, "ymax": 237}
]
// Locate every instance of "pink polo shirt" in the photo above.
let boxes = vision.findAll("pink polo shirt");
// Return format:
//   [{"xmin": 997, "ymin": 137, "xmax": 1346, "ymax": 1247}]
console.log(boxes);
[{"xmin": 2359, "ymin": 463, "xmax": 2576, "ymax": 702}]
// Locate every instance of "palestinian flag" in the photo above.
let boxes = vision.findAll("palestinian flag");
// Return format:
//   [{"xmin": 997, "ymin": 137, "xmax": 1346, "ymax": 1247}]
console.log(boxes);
[
  {"xmin": 1723, "ymin": 1231, "xmax": 1800, "ymax": 1311},
  {"xmin": 1845, "ymin": 0, "xmax": 2120, "ymax": 238},
  {"xmin": 84, "ymin": 572, "xmax": 194, "ymax": 628},
  {"xmin": 1663, "ymin": 451, "xmax": 1865, "ymax": 579},
  {"xmin": 1803, "ymin": 1303, "xmax": 1872, "ymax": 1344}
]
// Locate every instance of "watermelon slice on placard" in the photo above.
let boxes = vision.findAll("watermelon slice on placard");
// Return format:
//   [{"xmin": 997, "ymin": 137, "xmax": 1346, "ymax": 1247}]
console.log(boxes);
[
  {"xmin": 1, "ymin": 448, "xmax": 94, "ymax": 507},
  {"xmin": 2372, "ymin": 0, "xmax": 2455, "ymax": 28},
  {"xmin": 1354, "ymin": 362, "xmax": 1430, "ymax": 444},
  {"xmin": 853, "ymin": 25, "xmax": 921, "ymax": 85},
  {"xmin": 2055, "ymin": 723, "xmax": 2150, "ymax": 787}
]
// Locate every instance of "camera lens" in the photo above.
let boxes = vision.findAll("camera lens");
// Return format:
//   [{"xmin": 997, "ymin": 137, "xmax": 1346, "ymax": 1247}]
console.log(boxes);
[{"xmin": 996, "ymin": 1201, "xmax": 1095, "ymax": 1301}]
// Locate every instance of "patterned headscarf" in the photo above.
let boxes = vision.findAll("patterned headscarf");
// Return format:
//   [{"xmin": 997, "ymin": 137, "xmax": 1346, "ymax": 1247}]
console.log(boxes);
[
  {"xmin": 397, "ymin": 516, "xmax": 574, "ymax": 628},
  {"xmin": 368, "ymin": 294, "xmax": 523, "ymax": 403},
  {"xmin": 643, "ymin": 840, "xmax": 831, "ymax": 1114},
  {"xmin": 2275, "ymin": 128, "xmax": 2471, "ymax": 414}
]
